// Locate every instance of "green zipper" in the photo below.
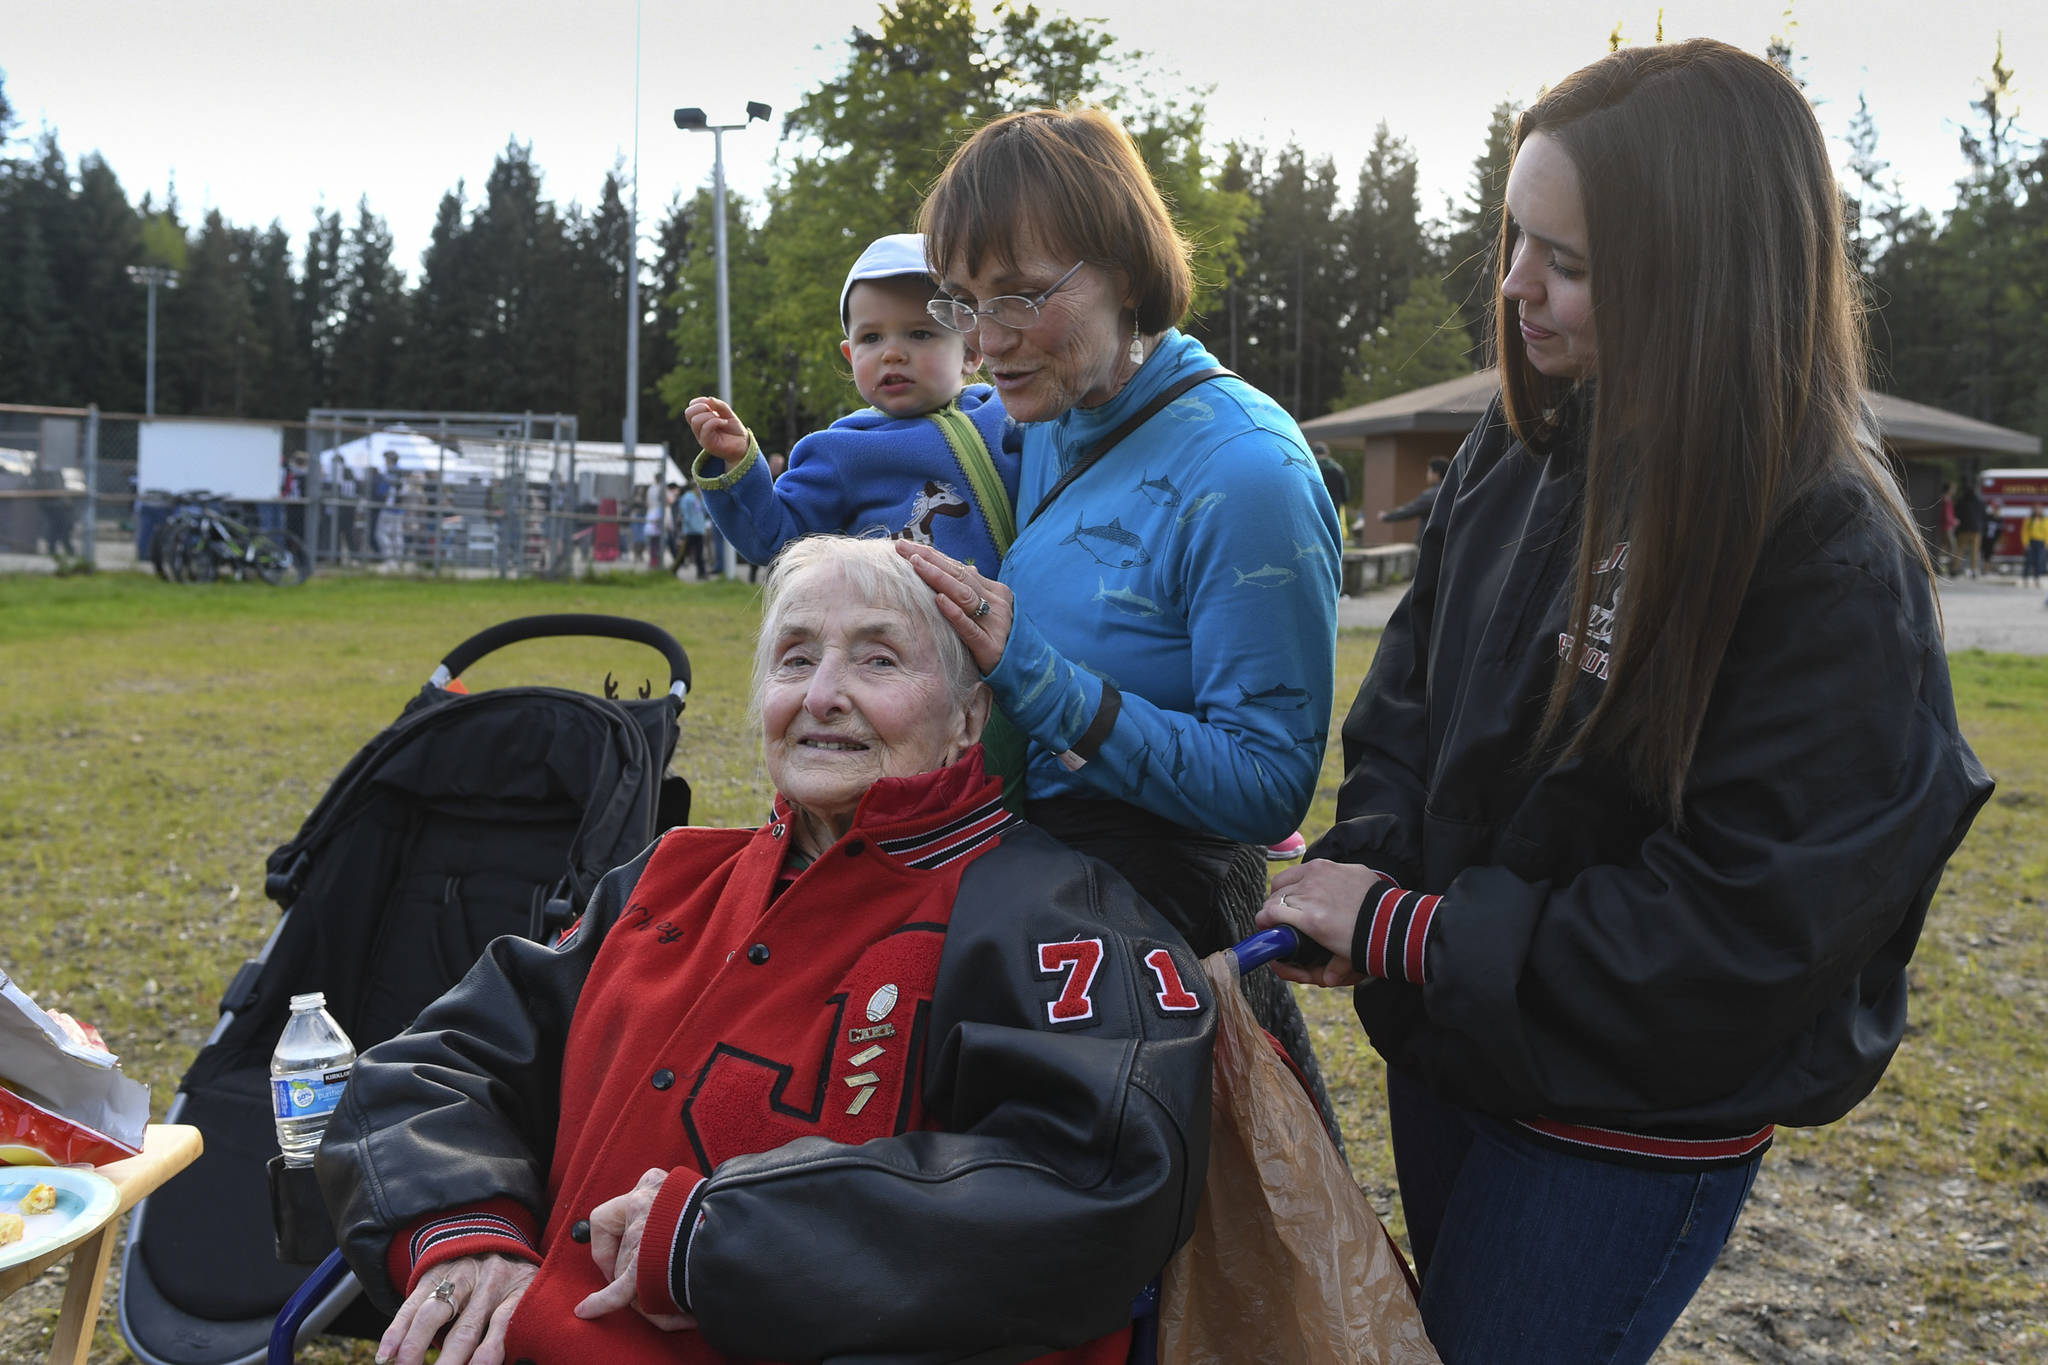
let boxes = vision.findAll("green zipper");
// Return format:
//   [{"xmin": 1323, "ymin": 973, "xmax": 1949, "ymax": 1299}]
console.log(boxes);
[{"xmin": 927, "ymin": 403, "xmax": 1016, "ymax": 559}]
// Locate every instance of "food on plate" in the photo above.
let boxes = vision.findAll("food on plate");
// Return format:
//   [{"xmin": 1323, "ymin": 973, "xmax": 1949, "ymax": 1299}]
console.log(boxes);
[
  {"xmin": 19, "ymin": 1181, "xmax": 56, "ymax": 1215},
  {"xmin": 0, "ymin": 1211, "xmax": 21, "ymax": 1246}
]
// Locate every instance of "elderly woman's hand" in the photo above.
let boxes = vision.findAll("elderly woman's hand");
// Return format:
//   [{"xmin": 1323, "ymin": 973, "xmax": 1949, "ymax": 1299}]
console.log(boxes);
[
  {"xmin": 895, "ymin": 541, "xmax": 1013, "ymax": 675},
  {"xmin": 1256, "ymin": 860, "xmax": 1374, "ymax": 989},
  {"xmin": 573, "ymin": 1167, "xmax": 699, "ymax": 1332},
  {"xmin": 376, "ymin": 1252, "xmax": 537, "ymax": 1365}
]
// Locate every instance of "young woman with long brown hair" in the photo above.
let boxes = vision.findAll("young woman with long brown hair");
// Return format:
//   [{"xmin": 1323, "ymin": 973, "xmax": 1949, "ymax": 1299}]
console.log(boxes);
[{"xmin": 1259, "ymin": 39, "xmax": 1991, "ymax": 1361}]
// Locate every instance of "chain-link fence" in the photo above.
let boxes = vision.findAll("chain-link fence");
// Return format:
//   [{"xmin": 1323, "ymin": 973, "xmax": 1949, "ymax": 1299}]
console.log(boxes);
[{"xmin": 1, "ymin": 403, "xmax": 679, "ymax": 578}]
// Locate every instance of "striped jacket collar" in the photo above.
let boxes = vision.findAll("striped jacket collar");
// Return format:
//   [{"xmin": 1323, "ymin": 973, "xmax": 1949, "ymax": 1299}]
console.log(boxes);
[{"xmin": 768, "ymin": 747, "xmax": 1022, "ymax": 873}]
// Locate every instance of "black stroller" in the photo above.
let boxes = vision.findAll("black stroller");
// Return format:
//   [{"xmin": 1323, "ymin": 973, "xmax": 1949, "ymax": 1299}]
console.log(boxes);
[{"xmin": 118, "ymin": 615, "xmax": 693, "ymax": 1365}]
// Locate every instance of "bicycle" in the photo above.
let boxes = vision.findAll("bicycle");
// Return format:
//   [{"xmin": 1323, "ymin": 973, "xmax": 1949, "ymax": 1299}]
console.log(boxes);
[{"xmin": 147, "ymin": 491, "xmax": 312, "ymax": 585}]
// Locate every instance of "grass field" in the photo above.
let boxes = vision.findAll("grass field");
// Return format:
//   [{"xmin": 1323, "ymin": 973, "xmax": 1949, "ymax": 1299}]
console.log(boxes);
[{"xmin": 1, "ymin": 572, "xmax": 2043, "ymax": 1362}]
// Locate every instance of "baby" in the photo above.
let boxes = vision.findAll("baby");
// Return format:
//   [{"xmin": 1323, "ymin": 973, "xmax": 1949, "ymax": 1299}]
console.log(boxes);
[{"xmin": 684, "ymin": 233, "xmax": 1019, "ymax": 578}]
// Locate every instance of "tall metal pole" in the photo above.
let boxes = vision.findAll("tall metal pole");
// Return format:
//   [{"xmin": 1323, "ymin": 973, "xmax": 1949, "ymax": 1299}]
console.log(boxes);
[
  {"xmin": 622, "ymin": 0, "xmax": 642, "ymax": 474},
  {"xmin": 144, "ymin": 278, "xmax": 160, "ymax": 416},
  {"xmin": 712, "ymin": 126, "xmax": 732, "ymax": 404}
]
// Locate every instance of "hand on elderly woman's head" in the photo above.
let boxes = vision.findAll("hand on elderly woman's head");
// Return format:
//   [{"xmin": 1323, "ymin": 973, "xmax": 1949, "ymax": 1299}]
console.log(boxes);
[
  {"xmin": 895, "ymin": 540, "xmax": 1012, "ymax": 675},
  {"xmin": 375, "ymin": 1252, "xmax": 538, "ymax": 1365}
]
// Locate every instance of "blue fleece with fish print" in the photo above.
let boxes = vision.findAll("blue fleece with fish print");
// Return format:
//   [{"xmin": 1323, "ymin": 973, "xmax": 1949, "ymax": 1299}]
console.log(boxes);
[{"xmin": 988, "ymin": 329, "xmax": 1340, "ymax": 843}]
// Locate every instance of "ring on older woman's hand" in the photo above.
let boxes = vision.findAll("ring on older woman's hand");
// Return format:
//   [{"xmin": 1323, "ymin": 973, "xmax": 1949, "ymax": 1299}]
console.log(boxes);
[
  {"xmin": 430, "ymin": 1278, "xmax": 459, "ymax": 1308},
  {"xmin": 972, "ymin": 597, "xmax": 991, "ymax": 620}
]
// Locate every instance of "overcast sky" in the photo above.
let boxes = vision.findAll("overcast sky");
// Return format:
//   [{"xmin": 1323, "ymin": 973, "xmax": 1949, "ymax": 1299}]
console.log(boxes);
[{"xmin": 3, "ymin": 0, "xmax": 2039, "ymax": 279}]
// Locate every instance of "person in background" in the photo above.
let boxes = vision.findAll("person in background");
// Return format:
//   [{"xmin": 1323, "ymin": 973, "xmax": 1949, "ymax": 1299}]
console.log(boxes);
[
  {"xmin": 1379, "ymin": 457, "xmax": 1450, "ymax": 526},
  {"xmin": 328, "ymin": 453, "xmax": 359, "ymax": 564},
  {"xmin": 644, "ymin": 484, "xmax": 669, "ymax": 571},
  {"xmin": 1259, "ymin": 41, "xmax": 1991, "ymax": 1363},
  {"xmin": 676, "ymin": 480, "xmax": 710, "ymax": 580},
  {"xmin": 896, "ymin": 105, "xmax": 1344, "ymax": 1144},
  {"xmin": 1954, "ymin": 478, "xmax": 1985, "ymax": 579},
  {"xmin": 1936, "ymin": 480, "xmax": 1960, "ymax": 576},
  {"xmin": 2023, "ymin": 502, "xmax": 2048, "ymax": 594},
  {"xmin": 1312, "ymin": 442, "xmax": 1351, "ymax": 543}
]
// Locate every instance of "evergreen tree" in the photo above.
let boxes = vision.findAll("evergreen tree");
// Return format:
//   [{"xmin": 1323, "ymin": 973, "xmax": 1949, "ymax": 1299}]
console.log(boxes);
[
  {"xmin": 329, "ymin": 197, "xmax": 407, "ymax": 408},
  {"xmin": 244, "ymin": 222, "xmax": 304, "ymax": 419},
  {"xmin": 1334, "ymin": 273, "xmax": 1472, "ymax": 409},
  {"xmin": 1217, "ymin": 145, "xmax": 1347, "ymax": 418},
  {"xmin": 406, "ymin": 185, "xmax": 480, "ymax": 411},
  {"xmin": 1442, "ymin": 100, "xmax": 1518, "ymax": 349},
  {"xmin": 1348, "ymin": 122, "xmax": 1438, "ymax": 345},
  {"xmin": 298, "ymin": 208, "xmax": 343, "ymax": 408},
  {"xmin": 656, "ymin": 187, "xmax": 782, "ymax": 445}
]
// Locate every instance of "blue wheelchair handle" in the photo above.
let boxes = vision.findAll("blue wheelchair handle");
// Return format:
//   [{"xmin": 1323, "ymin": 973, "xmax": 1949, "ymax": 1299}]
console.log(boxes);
[
  {"xmin": 1231, "ymin": 925, "xmax": 1303, "ymax": 973},
  {"xmin": 268, "ymin": 1249, "xmax": 353, "ymax": 1365}
]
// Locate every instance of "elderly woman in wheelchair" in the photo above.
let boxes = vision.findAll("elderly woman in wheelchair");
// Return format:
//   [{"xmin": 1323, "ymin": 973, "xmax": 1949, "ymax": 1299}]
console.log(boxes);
[{"xmin": 316, "ymin": 534, "xmax": 1214, "ymax": 1365}]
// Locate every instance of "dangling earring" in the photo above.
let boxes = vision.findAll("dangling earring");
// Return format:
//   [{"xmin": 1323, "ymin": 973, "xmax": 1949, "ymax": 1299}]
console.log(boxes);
[{"xmin": 1127, "ymin": 317, "xmax": 1146, "ymax": 368}]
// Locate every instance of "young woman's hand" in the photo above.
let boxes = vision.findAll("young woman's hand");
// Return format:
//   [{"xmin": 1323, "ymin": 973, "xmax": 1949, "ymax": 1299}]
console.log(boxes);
[
  {"xmin": 574, "ymin": 1166, "xmax": 698, "ymax": 1332},
  {"xmin": 683, "ymin": 396, "xmax": 752, "ymax": 464},
  {"xmin": 1257, "ymin": 860, "xmax": 1377, "ymax": 988},
  {"xmin": 895, "ymin": 541, "xmax": 1012, "ymax": 675},
  {"xmin": 376, "ymin": 1252, "xmax": 538, "ymax": 1365}
]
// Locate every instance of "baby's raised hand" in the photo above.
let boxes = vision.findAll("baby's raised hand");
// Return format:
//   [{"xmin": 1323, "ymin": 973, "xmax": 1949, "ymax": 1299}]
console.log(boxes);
[{"xmin": 684, "ymin": 396, "xmax": 752, "ymax": 462}]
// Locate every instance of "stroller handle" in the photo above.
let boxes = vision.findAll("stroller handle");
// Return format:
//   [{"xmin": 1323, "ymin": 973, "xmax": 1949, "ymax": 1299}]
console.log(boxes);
[{"xmin": 433, "ymin": 614, "xmax": 692, "ymax": 700}]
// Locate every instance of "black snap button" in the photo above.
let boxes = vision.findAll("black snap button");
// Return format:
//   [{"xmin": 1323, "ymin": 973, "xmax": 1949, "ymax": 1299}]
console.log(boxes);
[
  {"xmin": 747, "ymin": 942, "xmax": 771, "ymax": 964},
  {"xmin": 570, "ymin": 1218, "xmax": 591, "ymax": 1243},
  {"xmin": 652, "ymin": 1068, "xmax": 675, "ymax": 1090},
  {"xmin": 844, "ymin": 840, "xmax": 865, "ymax": 856}
]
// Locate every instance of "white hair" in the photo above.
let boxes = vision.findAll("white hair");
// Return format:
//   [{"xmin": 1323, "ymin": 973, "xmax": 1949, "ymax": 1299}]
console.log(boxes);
[{"xmin": 749, "ymin": 534, "xmax": 983, "ymax": 731}]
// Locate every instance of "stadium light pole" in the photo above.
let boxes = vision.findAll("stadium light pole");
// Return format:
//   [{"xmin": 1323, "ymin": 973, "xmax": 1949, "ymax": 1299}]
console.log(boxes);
[
  {"xmin": 673, "ymin": 100, "xmax": 771, "ymax": 408},
  {"xmin": 622, "ymin": 0, "xmax": 645, "ymax": 488},
  {"xmin": 126, "ymin": 264, "xmax": 180, "ymax": 415}
]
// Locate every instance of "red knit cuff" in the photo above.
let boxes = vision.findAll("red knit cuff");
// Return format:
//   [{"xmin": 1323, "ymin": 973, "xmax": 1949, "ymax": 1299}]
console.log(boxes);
[
  {"xmin": 1349, "ymin": 877, "xmax": 1444, "ymax": 985},
  {"xmin": 389, "ymin": 1197, "xmax": 541, "ymax": 1297},
  {"xmin": 636, "ymin": 1169, "xmax": 709, "ymax": 1317}
]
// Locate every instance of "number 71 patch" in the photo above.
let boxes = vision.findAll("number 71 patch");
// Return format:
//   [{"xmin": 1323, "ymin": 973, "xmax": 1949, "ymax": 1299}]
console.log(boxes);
[{"xmin": 1036, "ymin": 938, "xmax": 1205, "ymax": 1024}]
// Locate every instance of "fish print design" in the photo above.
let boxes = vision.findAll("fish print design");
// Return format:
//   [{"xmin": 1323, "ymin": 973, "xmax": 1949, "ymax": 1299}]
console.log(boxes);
[
  {"xmin": 1018, "ymin": 652, "xmax": 1062, "ymax": 708},
  {"xmin": 1092, "ymin": 577, "xmax": 1164, "ymax": 619},
  {"xmin": 1138, "ymin": 472, "xmax": 1183, "ymax": 508},
  {"xmin": 1166, "ymin": 728, "xmax": 1188, "ymax": 785},
  {"xmin": 1176, "ymin": 490, "xmax": 1226, "ymax": 527},
  {"xmin": 1238, "ymin": 682, "xmax": 1312, "ymax": 710},
  {"xmin": 1064, "ymin": 513, "xmax": 1152, "ymax": 568},
  {"xmin": 1128, "ymin": 741, "xmax": 1153, "ymax": 794},
  {"xmin": 1280, "ymin": 446, "xmax": 1316, "ymax": 474},
  {"xmin": 1231, "ymin": 562, "xmax": 1299, "ymax": 588},
  {"xmin": 1292, "ymin": 538, "xmax": 1328, "ymax": 564}
]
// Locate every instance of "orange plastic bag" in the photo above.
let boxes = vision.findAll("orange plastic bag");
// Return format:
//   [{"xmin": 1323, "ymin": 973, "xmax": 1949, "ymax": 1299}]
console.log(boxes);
[{"xmin": 1159, "ymin": 952, "xmax": 1439, "ymax": 1364}]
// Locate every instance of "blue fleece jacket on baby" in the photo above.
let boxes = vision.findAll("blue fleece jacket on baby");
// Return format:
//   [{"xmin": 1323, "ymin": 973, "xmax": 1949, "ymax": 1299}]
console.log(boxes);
[
  {"xmin": 987, "ymin": 330, "xmax": 1340, "ymax": 844},
  {"xmin": 693, "ymin": 384, "xmax": 1019, "ymax": 578}
]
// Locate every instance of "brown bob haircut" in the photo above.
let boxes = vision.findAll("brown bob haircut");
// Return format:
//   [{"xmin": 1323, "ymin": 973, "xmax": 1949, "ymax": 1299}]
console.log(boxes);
[
  {"xmin": 1498, "ymin": 39, "xmax": 1927, "ymax": 816},
  {"xmin": 920, "ymin": 107, "xmax": 1193, "ymax": 334}
]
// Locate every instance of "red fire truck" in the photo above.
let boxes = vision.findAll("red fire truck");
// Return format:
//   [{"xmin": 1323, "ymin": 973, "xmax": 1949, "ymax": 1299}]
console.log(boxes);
[{"xmin": 1981, "ymin": 469, "xmax": 2048, "ymax": 566}]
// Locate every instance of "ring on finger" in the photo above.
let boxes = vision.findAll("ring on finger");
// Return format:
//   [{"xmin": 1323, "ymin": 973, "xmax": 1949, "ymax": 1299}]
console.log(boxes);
[
  {"xmin": 972, "ymin": 597, "xmax": 990, "ymax": 620},
  {"xmin": 430, "ymin": 1278, "xmax": 460, "ymax": 1309}
]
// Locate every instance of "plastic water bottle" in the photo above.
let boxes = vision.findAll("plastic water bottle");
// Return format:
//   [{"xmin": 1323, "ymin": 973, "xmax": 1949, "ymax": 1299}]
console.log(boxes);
[{"xmin": 271, "ymin": 992, "xmax": 355, "ymax": 1167}]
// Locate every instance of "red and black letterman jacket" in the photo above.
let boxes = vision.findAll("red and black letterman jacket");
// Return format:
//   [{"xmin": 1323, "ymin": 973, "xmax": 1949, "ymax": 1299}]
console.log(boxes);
[{"xmin": 318, "ymin": 755, "xmax": 1213, "ymax": 1365}]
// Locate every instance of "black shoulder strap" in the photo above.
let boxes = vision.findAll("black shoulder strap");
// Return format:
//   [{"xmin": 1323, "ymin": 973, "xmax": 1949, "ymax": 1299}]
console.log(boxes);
[{"xmin": 1025, "ymin": 367, "xmax": 1234, "ymax": 527}]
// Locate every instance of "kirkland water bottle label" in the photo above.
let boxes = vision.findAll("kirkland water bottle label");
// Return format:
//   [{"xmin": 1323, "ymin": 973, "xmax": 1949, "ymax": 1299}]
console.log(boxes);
[{"xmin": 272, "ymin": 1067, "xmax": 352, "ymax": 1121}]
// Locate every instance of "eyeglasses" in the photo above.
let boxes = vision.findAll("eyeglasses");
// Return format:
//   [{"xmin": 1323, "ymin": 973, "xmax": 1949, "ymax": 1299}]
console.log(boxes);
[{"xmin": 926, "ymin": 261, "xmax": 1086, "ymax": 334}]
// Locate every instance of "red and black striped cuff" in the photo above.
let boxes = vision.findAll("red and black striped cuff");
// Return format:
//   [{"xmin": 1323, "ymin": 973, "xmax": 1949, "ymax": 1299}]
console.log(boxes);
[
  {"xmin": 641, "ymin": 1169, "xmax": 709, "ymax": 1317},
  {"xmin": 1350, "ymin": 877, "xmax": 1444, "ymax": 985},
  {"xmin": 391, "ymin": 1197, "xmax": 540, "ymax": 1296}
]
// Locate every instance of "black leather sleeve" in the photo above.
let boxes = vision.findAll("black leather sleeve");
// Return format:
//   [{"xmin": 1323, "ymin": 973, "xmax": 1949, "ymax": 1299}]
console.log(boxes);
[
  {"xmin": 685, "ymin": 826, "xmax": 1214, "ymax": 1363},
  {"xmin": 316, "ymin": 840, "xmax": 661, "ymax": 1311}
]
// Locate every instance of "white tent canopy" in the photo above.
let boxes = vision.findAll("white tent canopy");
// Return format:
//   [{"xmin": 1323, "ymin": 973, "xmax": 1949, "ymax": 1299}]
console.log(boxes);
[{"xmin": 321, "ymin": 425, "xmax": 499, "ymax": 481}]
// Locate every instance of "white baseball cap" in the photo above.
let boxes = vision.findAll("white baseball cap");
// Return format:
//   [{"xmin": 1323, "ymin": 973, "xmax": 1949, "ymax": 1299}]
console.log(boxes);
[{"xmin": 839, "ymin": 232, "xmax": 934, "ymax": 333}]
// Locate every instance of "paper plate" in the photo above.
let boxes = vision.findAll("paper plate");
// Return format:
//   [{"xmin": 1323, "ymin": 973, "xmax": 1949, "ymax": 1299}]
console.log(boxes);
[{"xmin": 0, "ymin": 1167, "xmax": 120, "ymax": 1270}]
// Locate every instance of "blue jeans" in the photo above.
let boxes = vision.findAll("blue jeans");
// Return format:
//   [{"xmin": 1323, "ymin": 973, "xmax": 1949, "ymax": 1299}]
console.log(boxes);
[{"xmin": 1388, "ymin": 1068, "xmax": 1759, "ymax": 1365}]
